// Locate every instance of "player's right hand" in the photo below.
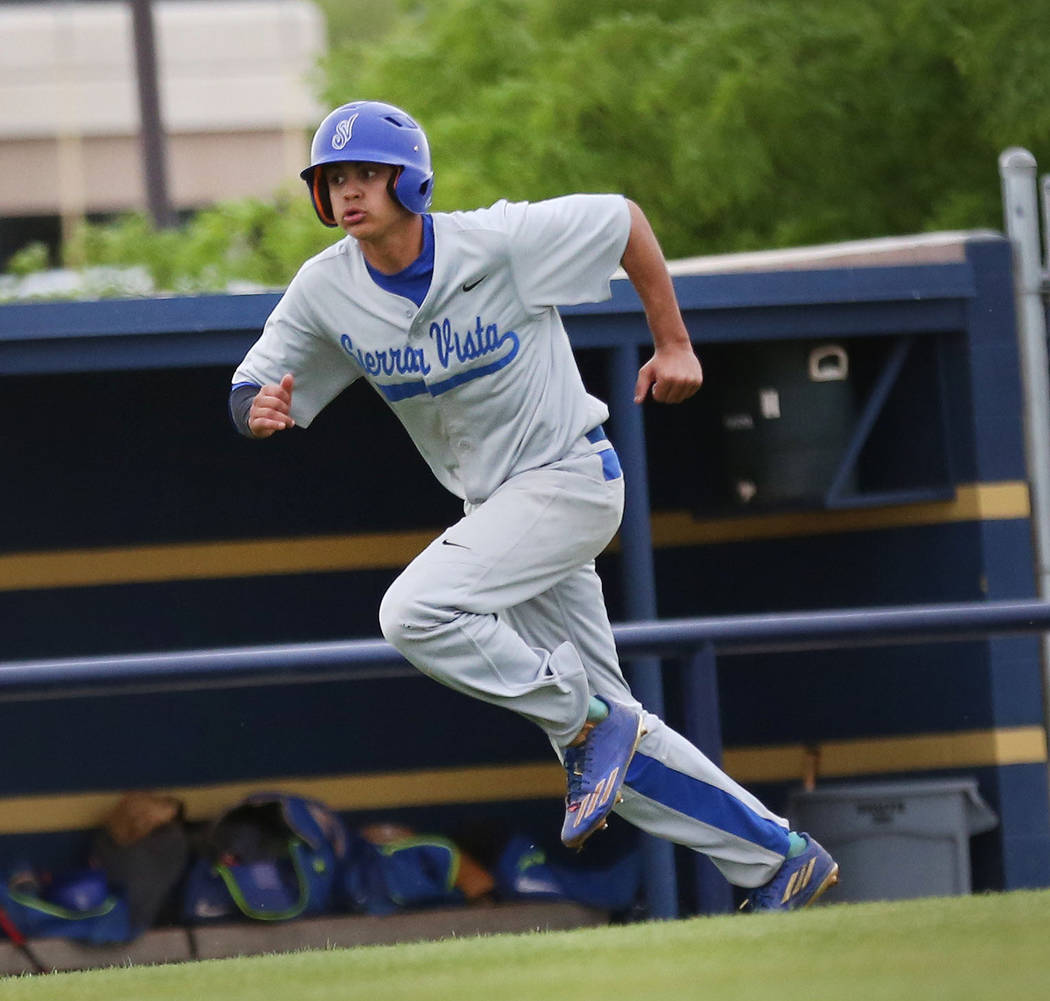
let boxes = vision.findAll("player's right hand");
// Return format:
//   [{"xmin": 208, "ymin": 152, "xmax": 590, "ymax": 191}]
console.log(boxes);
[{"xmin": 248, "ymin": 372, "xmax": 296, "ymax": 438}]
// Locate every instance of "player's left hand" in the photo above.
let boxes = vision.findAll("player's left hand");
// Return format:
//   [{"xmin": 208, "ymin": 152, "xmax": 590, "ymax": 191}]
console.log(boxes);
[{"xmin": 634, "ymin": 343, "xmax": 704, "ymax": 404}]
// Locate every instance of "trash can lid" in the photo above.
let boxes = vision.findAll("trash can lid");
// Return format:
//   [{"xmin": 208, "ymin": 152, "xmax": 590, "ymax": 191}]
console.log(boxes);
[{"xmin": 789, "ymin": 777, "xmax": 998, "ymax": 834}]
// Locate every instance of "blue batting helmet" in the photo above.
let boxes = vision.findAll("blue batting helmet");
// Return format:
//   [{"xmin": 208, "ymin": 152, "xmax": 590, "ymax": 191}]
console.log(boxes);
[{"xmin": 300, "ymin": 101, "xmax": 434, "ymax": 225}]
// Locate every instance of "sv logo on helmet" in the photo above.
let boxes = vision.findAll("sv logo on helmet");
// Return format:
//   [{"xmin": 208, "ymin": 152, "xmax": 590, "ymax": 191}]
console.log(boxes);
[{"xmin": 331, "ymin": 113, "xmax": 359, "ymax": 151}]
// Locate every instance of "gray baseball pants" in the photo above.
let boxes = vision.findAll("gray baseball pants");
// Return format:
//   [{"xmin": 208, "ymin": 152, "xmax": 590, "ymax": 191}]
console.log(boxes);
[{"xmin": 379, "ymin": 433, "xmax": 791, "ymax": 887}]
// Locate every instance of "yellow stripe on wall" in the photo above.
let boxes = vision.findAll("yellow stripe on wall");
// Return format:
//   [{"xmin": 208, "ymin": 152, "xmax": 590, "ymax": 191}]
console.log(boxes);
[
  {"xmin": 0, "ymin": 483, "xmax": 1030, "ymax": 593},
  {"xmin": 0, "ymin": 529, "xmax": 437, "ymax": 592},
  {"xmin": 723, "ymin": 725, "xmax": 1048, "ymax": 784},
  {"xmin": 0, "ymin": 726, "xmax": 1043, "ymax": 836},
  {"xmin": 0, "ymin": 763, "xmax": 567, "ymax": 835},
  {"xmin": 649, "ymin": 482, "xmax": 1030, "ymax": 547}
]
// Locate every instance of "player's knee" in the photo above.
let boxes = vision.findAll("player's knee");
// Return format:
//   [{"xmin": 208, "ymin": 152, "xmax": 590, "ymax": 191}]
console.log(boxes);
[
  {"xmin": 378, "ymin": 587, "xmax": 410, "ymax": 649},
  {"xmin": 379, "ymin": 583, "xmax": 446, "ymax": 651}
]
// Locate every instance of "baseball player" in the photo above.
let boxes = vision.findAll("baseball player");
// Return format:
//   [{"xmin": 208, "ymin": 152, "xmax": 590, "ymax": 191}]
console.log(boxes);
[{"xmin": 229, "ymin": 101, "xmax": 838, "ymax": 911}]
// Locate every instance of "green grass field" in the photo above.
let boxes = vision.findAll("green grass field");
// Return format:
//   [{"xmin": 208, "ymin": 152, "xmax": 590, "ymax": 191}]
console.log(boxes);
[{"xmin": 4, "ymin": 891, "xmax": 1050, "ymax": 1001}]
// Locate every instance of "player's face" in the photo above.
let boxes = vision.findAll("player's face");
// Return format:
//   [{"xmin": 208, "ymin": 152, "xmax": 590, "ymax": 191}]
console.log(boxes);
[{"xmin": 324, "ymin": 162, "xmax": 410, "ymax": 241}]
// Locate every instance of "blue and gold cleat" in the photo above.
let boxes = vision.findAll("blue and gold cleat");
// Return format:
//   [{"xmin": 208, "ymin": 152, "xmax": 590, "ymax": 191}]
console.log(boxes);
[
  {"xmin": 739, "ymin": 833, "xmax": 839, "ymax": 911},
  {"xmin": 560, "ymin": 698, "xmax": 646, "ymax": 851}
]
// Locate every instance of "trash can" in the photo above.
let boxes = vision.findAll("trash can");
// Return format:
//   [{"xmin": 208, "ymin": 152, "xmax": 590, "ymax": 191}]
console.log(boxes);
[
  {"xmin": 718, "ymin": 339, "xmax": 856, "ymax": 508},
  {"xmin": 787, "ymin": 778, "xmax": 998, "ymax": 902}
]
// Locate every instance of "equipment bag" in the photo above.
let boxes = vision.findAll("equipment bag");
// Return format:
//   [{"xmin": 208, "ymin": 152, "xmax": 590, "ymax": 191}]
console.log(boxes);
[
  {"xmin": 342, "ymin": 833, "xmax": 465, "ymax": 916},
  {"xmin": 0, "ymin": 868, "xmax": 132, "ymax": 944},
  {"xmin": 182, "ymin": 793, "xmax": 347, "ymax": 923},
  {"xmin": 495, "ymin": 834, "xmax": 641, "ymax": 912}
]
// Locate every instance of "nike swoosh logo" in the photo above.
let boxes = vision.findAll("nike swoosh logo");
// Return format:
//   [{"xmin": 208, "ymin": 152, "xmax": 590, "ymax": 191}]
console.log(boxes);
[
  {"xmin": 441, "ymin": 539, "xmax": 470, "ymax": 549},
  {"xmin": 461, "ymin": 276, "xmax": 487, "ymax": 292}
]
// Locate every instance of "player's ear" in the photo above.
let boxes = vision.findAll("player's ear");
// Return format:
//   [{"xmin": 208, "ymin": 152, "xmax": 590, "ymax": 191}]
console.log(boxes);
[{"xmin": 387, "ymin": 166, "xmax": 405, "ymax": 208}]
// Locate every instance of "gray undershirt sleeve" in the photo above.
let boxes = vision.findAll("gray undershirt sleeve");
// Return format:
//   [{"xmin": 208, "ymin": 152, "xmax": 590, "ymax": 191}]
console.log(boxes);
[{"xmin": 228, "ymin": 383, "xmax": 259, "ymax": 438}]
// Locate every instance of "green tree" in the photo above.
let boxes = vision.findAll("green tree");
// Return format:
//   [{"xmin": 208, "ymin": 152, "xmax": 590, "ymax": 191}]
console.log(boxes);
[
  {"xmin": 13, "ymin": 0, "xmax": 1050, "ymax": 292},
  {"xmin": 311, "ymin": 0, "xmax": 398, "ymax": 47},
  {"xmin": 324, "ymin": 0, "xmax": 1050, "ymax": 256}
]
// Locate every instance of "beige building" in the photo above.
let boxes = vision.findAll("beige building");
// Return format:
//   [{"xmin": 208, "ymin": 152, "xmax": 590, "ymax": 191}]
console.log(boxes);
[{"xmin": 0, "ymin": 0, "xmax": 326, "ymax": 259}]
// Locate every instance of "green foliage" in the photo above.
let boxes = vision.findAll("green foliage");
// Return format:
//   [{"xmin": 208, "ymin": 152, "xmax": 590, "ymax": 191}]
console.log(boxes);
[
  {"xmin": 63, "ymin": 191, "xmax": 338, "ymax": 293},
  {"xmin": 311, "ymin": 0, "xmax": 399, "ymax": 46},
  {"xmin": 5, "ymin": 242, "xmax": 51, "ymax": 277},
  {"xmin": 323, "ymin": 0, "xmax": 1050, "ymax": 256}
]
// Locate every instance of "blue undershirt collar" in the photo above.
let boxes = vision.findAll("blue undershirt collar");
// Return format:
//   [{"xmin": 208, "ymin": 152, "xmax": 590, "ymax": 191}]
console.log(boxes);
[{"xmin": 363, "ymin": 214, "xmax": 434, "ymax": 309}]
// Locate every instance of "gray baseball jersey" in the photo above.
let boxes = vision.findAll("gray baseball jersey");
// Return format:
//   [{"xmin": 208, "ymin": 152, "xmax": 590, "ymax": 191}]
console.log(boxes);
[{"xmin": 233, "ymin": 194, "xmax": 630, "ymax": 504}]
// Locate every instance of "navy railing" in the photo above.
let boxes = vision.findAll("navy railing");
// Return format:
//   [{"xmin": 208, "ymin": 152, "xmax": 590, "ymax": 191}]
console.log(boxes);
[
  {"xmin": 4, "ymin": 598, "xmax": 1049, "ymax": 695},
  {"xmin": 2, "ymin": 598, "xmax": 1050, "ymax": 919}
]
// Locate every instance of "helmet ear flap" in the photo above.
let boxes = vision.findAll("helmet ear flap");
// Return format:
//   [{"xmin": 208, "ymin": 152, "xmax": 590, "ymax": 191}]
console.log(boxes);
[
  {"xmin": 310, "ymin": 166, "xmax": 338, "ymax": 227},
  {"xmin": 391, "ymin": 166, "xmax": 433, "ymax": 214}
]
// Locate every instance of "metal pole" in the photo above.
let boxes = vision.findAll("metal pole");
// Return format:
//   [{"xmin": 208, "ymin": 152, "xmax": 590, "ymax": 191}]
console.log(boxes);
[
  {"xmin": 130, "ymin": 0, "xmax": 176, "ymax": 228},
  {"xmin": 609, "ymin": 344, "xmax": 664, "ymax": 712},
  {"xmin": 55, "ymin": 5, "xmax": 88, "ymax": 254},
  {"xmin": 680, "ymin": 643, "xmax": 734, "ymax": 914},
  {"xmin": 608, "ymin": 343, "xmax": 678, "ymax": 920},
  {"xmin": 1041, "ymin": 174, "xmax": 1050, "ymax": 275},
  {"xmin": 999, "ymin": 148, "xmax": 1050, "ymax": 769}
]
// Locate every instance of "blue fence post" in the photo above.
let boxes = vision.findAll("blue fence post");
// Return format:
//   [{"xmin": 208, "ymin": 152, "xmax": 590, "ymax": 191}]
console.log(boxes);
[
  {"xmin": 680, "ymin": 642, "xmax": 735, "ymax": 914},
  {"xmin": 608, "ymin": 342, "xmax": 678, "ymax": 920}
]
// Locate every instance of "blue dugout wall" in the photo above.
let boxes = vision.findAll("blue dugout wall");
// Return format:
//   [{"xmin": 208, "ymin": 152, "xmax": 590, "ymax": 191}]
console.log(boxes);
[{"xmin": 0, "ymin": 230, "xmax": 1047, "ymax": 908}]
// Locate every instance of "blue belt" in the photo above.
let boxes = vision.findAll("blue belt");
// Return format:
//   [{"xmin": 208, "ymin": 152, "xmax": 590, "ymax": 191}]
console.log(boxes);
[{"xmin": 584, "ymin": 426, "xmax": 621, "ymax": 481}]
